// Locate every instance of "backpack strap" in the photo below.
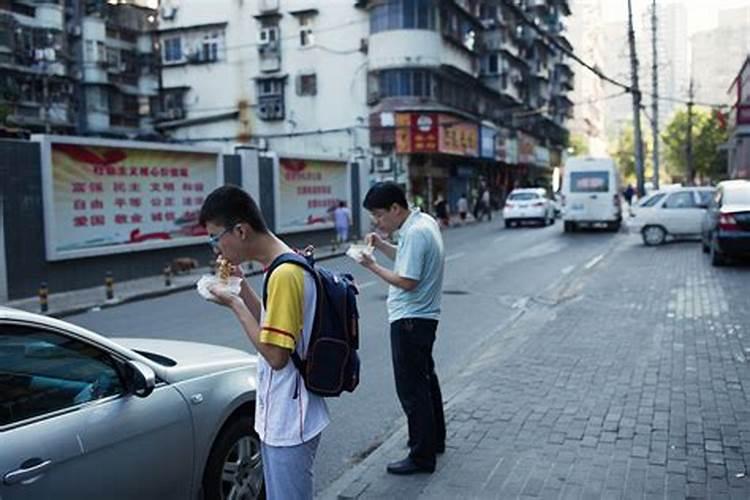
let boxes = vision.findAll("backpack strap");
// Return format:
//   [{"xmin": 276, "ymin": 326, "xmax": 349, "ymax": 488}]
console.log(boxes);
[{"xmin": 261, "ymin": 251, "xmax": 323, "ymax": 375}]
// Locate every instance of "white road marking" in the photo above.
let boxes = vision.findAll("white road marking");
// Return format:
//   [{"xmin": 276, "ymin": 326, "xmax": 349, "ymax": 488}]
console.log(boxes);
[
  {"xmin": 561, "ymin": 265, "xmax": 575, "ymax": 275},
  {"xmin": 446, "ymin": 252, "xmax": 466, "ymax": 262},
  {"xmin": 357, "ymin": 281, "xmax": 377, "ymax": 290},
  {"xmin": 584, "ymin": 254, "xmax": 605, "ymax": 270}
]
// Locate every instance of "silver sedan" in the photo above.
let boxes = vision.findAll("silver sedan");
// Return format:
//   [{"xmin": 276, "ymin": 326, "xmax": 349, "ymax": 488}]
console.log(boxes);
[{"xmin": 0, "ymin": 307, "xmax": 263, "ymax": 500}]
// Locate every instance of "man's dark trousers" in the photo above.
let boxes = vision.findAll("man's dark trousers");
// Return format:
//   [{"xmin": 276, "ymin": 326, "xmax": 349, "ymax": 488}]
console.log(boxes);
[{"xmin": 390, "ymin": 318, "xmax": 446, "ymax": 468}]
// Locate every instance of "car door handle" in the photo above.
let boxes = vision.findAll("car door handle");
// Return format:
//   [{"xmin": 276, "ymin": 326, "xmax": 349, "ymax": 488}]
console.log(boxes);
[{"xmin": 3, "ymin": 459, "xmax": 52, "ymax": 485}]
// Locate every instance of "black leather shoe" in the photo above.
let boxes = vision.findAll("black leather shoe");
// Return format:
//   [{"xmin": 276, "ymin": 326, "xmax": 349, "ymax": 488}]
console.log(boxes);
[{"xmin": 386, "ymin": 457, "xmax": 435, "ymax": 475}]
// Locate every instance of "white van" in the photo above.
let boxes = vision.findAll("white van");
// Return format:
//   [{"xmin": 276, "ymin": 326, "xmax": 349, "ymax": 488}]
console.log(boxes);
[{"xmin": 561, "ymin": 156, "xmax": 622, "ymax": 232}]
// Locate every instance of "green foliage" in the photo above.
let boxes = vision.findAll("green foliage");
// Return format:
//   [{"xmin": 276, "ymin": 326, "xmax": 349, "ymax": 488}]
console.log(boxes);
[
  {"xmin": 662, "ymin": 108, "xmax": 728, "ymax": 182},
  {"xmin": 568, "ymin": 133, "xmax": 589, "ymax": 156},
  {"xmin": 609, "ymin": 124, "xmax": 654, "ymax": 183}
]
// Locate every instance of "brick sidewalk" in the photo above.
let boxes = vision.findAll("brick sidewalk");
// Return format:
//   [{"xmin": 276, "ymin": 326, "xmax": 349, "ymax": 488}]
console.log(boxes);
[{"xmin": 319, "ymin": 239, "xmax": 750, "ymax": 499}]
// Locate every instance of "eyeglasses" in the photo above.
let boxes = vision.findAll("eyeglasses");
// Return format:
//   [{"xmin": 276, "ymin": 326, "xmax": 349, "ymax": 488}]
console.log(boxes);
[{"xmin": 208, "ymin": 225, "xmax": 235, "ymax": 249}]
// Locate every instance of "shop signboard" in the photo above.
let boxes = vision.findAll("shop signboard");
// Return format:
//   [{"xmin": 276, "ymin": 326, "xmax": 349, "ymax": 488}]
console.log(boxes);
[
  {"xmin": 36, "ymin": 135, "xmax": 222, "ymax": 261},
  {"xmin": 276, "ymin": 158, "xmax": 350, "ymax": 233},
  {"xmin": 439, "ymin": 114, "xmax": 479, "ymax": 157},
  {"xmin": 395, "ymin": 112, "xmax": 439, "ymax": 154}
]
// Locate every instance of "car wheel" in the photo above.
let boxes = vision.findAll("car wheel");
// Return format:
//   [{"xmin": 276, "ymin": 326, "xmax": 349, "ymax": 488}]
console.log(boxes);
[
  {"xmin": 609, "ymin": 221, "xmax": 621, "ymax": 232},
  {"xmin": 701, "ymin": 235, "xmax": 710, "ymax": 254},
  {"xmin": 203, "ymin": 417, "xmax": 264, "ymax": 500},
  {"xmin": 504, "ymin": 220, "xmax": 512, "ymax": 229},
  {"xmin": 563, "ymin": 221, "xmax": 571, "ymax": 233},
  {"xmin": 710, "ymin": 234, "xmax": 725, "ymax": 267},
  {"xmin": 642, "ymin": 225, "xmax": 666, "ymax": 246}
]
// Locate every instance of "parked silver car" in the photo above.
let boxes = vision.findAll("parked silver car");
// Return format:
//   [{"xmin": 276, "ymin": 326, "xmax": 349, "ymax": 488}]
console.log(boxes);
[{"xmin": 0, "ymin": 307, "xmax": 262, "ymax": 500}]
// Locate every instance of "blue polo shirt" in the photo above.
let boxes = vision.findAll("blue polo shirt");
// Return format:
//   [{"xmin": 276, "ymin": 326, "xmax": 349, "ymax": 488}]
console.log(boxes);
[{"xmin": 387, "ymin": 209, "xmax": 445, "ymax": 323}]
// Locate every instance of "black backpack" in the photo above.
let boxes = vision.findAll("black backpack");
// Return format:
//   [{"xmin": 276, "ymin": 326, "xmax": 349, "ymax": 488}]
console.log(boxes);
[{"xmin": 262, "ymin": 251, "xmax": 360, "ymax": 397}]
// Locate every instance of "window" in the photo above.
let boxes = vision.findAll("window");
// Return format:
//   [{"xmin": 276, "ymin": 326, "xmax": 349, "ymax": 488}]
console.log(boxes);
[
  {"xmin": 724, "ymin": 186, "xmax": 750, "ymax": 205},
  {"xmin": 162, "ymin": 37, "xmax": 182, "ymax": 63},
  {"xmin": 85, "ymin": 40, "xmax": 95, "ymax": 62},
  {"xmin": 107, "ymin": 47, "xmax": 120, "ymax": 69},
  {"xmin": 256, "ymin": 78, "xmax": 285, "ymax": 120},
  {"xmin": 377, "ymin": 69, "xmax": 433, "ymax": 98},
  {"xmin": 663, "ymin": 191, "xmax": 697, "ymax": 209},
  {"xmin": 370, "ymin": 0, "xmax": 436, "ymax": 33},
  {"xmin": 299, "ymin": 14, "xmax": 315, "ymax": 47},
  {"xmin": 639, "ymin": 192, "xmax": 666, "ymax": 208},
  {"xmin": 570, "ymin": 171, "xmax": 609, "ymax": 193},
  {"xmin": 487, "ymin": 54, "xmax": 499, "ymax": 74},
  {"xmin": 257, "ymin": 78, "xmax": 283, "ymax": 97},
  {"xmin": 201, "ymin": 33, "xmax": 219, "ymax": 62},
  {"xmin": 0, "ymin": 324, "xmax": 125, "ymax": 427},
  {"xmin": 508, "ymin": 192, "xmax": 540, "ymax": 201},
  {"xmin": 296, "ymin": 73, "xmax": 317, "ymax": 96},
  {"xmin": 696, "ymin": 190, "xmax": 714, "ymax": 207}
]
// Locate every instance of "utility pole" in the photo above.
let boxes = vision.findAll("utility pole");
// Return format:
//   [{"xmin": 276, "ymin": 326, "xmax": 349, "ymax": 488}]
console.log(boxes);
[
  {"xmin": 627, "ymin": 0, "xmax": 646, "ymax": 197},
  {"xmin": 686, "ymin": 79, "xmax": 695, "ymax": 185},
  {"xmin": 651, "ymin": 0, "xmax": 660, "ymax": 190}
]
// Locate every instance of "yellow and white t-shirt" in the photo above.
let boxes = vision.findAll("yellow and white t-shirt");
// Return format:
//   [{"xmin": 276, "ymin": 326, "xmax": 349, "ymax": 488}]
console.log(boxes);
[{"xmin": 255, "ymin": 263, "xmax": 330, "ymax": 446}]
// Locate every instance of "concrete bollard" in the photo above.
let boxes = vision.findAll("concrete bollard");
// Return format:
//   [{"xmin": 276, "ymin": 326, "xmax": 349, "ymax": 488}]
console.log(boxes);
[
  {"xmin": 164, "ymin": 265, "xmax": 172, "ymax": 287},
  {"xmin": 39, "ymin": 282, "xmax": 49, "ymax": 313},
  {"xmin": 105, "ymin": 271, "xmax": 114, "ymax": 300}
]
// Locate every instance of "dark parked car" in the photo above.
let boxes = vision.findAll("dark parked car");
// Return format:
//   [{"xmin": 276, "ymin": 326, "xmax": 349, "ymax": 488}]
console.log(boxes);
[{"xmin": 701, "ymin": 180, "xmax": 750, "ymax": 266}]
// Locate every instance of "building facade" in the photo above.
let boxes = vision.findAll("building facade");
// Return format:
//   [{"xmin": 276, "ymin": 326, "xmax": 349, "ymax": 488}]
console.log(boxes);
[
  {"xmin": 0, "ymin": 0, "xmax": 159, "ymax": 136},
  {"xmin": 691, "ymin": 7, "xmax": 750, "ymax": 107},
  {"xmin": 155, "ymin": 0, "xmax": 370, "ymax": 160},
  {"xmin": 366, "ymin": 0, "xmax": 573, "ymax": 211},
  {"xmin": 726, "ymin": 56, "xmax": 750, "ymax": 180},
  {"xmin": 566, "ymin": 0, "xmax": 606, "ymax": 155}
]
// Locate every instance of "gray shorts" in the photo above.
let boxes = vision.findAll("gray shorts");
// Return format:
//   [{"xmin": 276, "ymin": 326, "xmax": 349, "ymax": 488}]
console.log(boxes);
[{"xmin": 261, "ymin": 434, "xmax": 321, "ymax": 500}]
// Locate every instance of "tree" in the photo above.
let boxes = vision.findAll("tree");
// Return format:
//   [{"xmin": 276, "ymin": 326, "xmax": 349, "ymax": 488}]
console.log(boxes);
[
  {"xmin": 567, "ymin": 133, "xmax": 589, "ymax": 156},
  {"xmin": 662, "ymin": 107, "xmax": 728, "ymax": 183},
  {"xmin": 609, "ymin": 123, "xmax": 653, "ymax": 184}
]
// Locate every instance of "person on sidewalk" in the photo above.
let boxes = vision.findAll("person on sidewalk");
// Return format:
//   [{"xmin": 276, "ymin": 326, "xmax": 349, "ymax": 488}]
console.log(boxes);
[
  {"xmin": 357, "ymin": 181, "xmax": 446, "ymax": 475},
  {"xmin": 433, "ymin": 193, "xmax": 450, "ymax": 229},
  {"xmin": 199, "ymin": 185, "xmax": 329, "ymax": 500},
  {"xmin": 480, "ymin": 189, "xmax": 492, "ymax": 221},
  {"xmin": 457, "ymin": 193, "xmax": 469, "ymax": 224},
  {"xmin": 333, "ymin": 200, "xmax": 352, "ymax": 248}
]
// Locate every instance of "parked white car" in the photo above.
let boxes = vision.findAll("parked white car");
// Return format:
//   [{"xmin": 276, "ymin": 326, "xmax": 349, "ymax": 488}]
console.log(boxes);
[
  {"xmin": 629, "ymin": 186, "xmax": 715, "ymax": 246},
  {"xmin": 502, "ymin": 188, "xmax": 556, "ymax": 228}
]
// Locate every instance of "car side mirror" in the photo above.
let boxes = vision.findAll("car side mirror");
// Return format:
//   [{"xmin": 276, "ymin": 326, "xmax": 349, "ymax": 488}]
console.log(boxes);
[{"xmin": 126, "ymin": 360, "xmax": 156, "ymax": 398}]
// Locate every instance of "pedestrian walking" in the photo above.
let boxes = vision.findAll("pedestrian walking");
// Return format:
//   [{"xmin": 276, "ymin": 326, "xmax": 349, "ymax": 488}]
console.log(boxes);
[
  {"xmin": 357, "ymin": 181, "xmax": 446, "ymax": 475},
  {"xmin": 333, "ymin": 201, "xmax": 351, "ymax": 248},
  {"xmin": 433, "ymin": 193, "xmax": 450, "ymax": 228},
  {"xmin": 457, "ymin": 193, "xmax": 469, "ymax": 224},
  {"xmin": 200, "ymin": 185, "xmax": 329, "ymax": 500},
  {"xmin": 623, "ymin": 184, "xmax": 635, "ymax": 206},
  {"xmin": 481, "ymin": 189, "xmax": 492, "ymax": 221}
]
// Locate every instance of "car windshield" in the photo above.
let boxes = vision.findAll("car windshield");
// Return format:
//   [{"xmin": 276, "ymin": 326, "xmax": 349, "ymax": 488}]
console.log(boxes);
[
  {"xmin": 724, "ymin": 186, "xmax": 750, "ymax": 205},
  {"xmin": 508, "ymin": 192, "xmax": 539, "ymax": 201},
  {"xmin": 570, "ymin": 171, "xmax": 609, "ymax": 193}
]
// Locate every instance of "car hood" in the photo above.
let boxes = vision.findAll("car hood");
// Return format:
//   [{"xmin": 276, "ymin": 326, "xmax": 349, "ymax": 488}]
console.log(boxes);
[{"xmin": 114, "ymin": 338, "xmax": 257, "ymax": 382}]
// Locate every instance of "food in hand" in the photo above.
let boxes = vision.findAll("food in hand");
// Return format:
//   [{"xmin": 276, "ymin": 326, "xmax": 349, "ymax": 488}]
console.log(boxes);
[{"xmin": 216, "ymin": 256, "xmax": 234, "ymax": 282}]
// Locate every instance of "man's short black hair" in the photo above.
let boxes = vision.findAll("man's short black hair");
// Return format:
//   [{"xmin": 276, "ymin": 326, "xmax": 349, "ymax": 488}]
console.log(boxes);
[
  {"xmin": 363, "ymin": 181, "xmax": 408, "ymax": 211},
  {"xmin": 199, "ymin": 185, "xmax": 269, "ymax": 234}
]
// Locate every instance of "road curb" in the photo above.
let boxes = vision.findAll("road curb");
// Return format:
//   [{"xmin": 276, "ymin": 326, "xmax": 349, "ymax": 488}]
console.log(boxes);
[{"xmin": 41, "ymin": 250, "xmax": 346, "ymax": 319}]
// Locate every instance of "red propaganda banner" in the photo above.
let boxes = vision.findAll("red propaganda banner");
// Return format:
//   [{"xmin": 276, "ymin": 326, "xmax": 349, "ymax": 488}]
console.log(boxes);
[{"xmin": 38, "ymin": 136, "xmax": 222, "ymax": 260}]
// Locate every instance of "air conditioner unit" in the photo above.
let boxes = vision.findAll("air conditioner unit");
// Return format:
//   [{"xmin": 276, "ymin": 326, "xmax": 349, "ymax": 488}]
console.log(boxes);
[{"xmin": 257, "ymin": 27, "xmax": 279, "ymax": 45}]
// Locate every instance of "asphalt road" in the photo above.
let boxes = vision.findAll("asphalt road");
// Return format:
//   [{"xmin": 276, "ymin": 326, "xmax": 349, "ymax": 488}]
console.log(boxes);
[{"xmin": 68, "ymin": 216, "xmax": 624, "ymax": 492}]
